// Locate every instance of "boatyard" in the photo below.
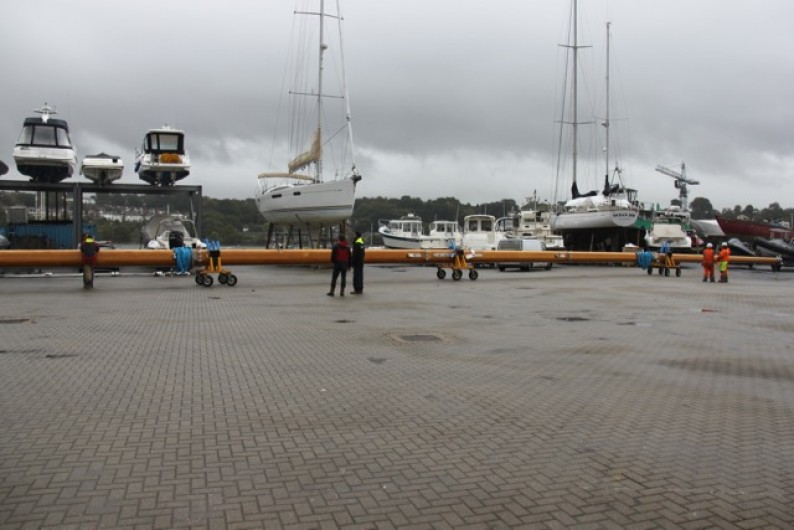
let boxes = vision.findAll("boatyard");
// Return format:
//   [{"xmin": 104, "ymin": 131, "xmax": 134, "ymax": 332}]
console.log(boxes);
[{"xmin": 1, "ymin": 264, "xmax": 792, "ymax": 528}]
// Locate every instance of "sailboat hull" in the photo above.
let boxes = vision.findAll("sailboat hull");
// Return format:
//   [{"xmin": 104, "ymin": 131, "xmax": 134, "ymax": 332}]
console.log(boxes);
[
  {"xmin": 550, "ymin": 209, "xmax": 638, "ymax": 231},
  {"xmin": 256, "ymin": 178, "xmax": 357, "ymax": 225}
]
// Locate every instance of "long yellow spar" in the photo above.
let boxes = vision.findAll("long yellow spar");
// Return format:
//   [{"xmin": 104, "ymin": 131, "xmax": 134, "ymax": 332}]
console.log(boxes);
[{"xmin": 0, "ymin": 248, "xmax": 782, "ymax": 268}]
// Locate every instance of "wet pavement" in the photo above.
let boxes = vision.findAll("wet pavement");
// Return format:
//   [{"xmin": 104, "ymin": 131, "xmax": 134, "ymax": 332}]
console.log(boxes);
[{"xmin": 1, "ymin": 263, "xmax": 792, "ymax": 529}]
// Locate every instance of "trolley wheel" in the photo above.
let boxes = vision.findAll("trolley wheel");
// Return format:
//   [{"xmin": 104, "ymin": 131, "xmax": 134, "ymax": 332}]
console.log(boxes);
[
  {"xmin": 202, "ymin": 274, "xmax": 214, "ymax": 287},
  {"xmin": 664, "ymin": 268, "xmax": 670, "ymax": 277},
  {"xmin": 452, "ymin": 269, "xmax": 463, "ymax": 281},
  {"xmin": 647, "ymin": 267, "xmax": 653, "ymax": 275},
  {"xmin": 675, "ymin": 268, "xmax": 681, "ymax": 277},
  {"xmin": 218, "ymin": 273, "xmax": 228, "ymax": 284},
  {"xmin": 469, "ymin": 269, "xmax": 479, "ymax": 280},
  {"xmin": 772, "ymin": 263, "xmax": 781, "ymax": 272},
  {"xmin": 658, "ymin": 267, "xmax": 663, "ymax": 275},
  {"xmin": 436, "ymin": 268, "xmax": 446, "ymax": 280},
  {"xmin": 195, "ymin": 273, "xmax": 204, "ymax": 285},
  {"xmin": 226, "ymin": 274, "xmax": 238, "ymax": 287}
]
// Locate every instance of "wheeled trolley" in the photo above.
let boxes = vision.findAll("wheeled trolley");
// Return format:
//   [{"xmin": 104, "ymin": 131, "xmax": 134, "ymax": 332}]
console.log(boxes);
[
  {"xmin": 646, "ymin": 252, "xmax": 682, "ymax": 277},
  {"xmin": 436, "ymin": 246, "xmax": 478, "ymax": 281},
  {"xmin": 195, "ymin": 243, "xmax": 238, "ymax": 287}
]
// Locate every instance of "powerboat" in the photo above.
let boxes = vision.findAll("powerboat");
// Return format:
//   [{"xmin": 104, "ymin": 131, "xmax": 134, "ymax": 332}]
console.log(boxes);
[
  {"xmin": 378, "ymin": 215, "xmax": 461, "ymax": 249},
  {"xmin": 13, "ymin": 103, "xmax": 77, "ymax": 183},
  {"xmin": 462, "ymin": 214, "xmax": 504, "ymax": 251},
  {"xmin": 255, "ymin": 0, "xmax": 361, "ymax": 243},
  {"xmin": 428, "ymin": 220, "xmax": 462, "ymax": 248},
  {"xmin": 513, "ymin": 197, "xmax": 565, "ymax": 250},
  {"xmin": 134, "ymin": 126, "xmax": 190, "ymax": 186},
  {"xmin": 644, "ymin": 206, "xmax": 694, "ymax": 252},
  {"xmin": 80, "ymin": 153, "xmax": 123, "ymax": 185},
  {"xmin": 141, "ymin": 214, "xmax": 204, "ymax": 249}
]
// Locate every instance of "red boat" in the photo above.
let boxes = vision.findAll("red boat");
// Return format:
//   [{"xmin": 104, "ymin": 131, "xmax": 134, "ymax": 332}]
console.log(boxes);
[{"xmin": 715, "ymin": 216, "xmax": 792, "ymax": 240}]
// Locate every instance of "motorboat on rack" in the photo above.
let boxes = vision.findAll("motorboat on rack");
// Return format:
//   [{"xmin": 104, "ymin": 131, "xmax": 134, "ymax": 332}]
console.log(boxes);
[
  {"xmin": 134, "ymin": 126, "xmax": 190, "ymax": 186},
  {"xmin": 255, "ymin": 0, "xmax": 361, "ymax": 237},
  {"xmin": 12, "ymin": 103, "xmax": 77, "ymax": 183},
  {"xmin": 80, "ymin": 153, "xmax": 123, "ymax": 185}
]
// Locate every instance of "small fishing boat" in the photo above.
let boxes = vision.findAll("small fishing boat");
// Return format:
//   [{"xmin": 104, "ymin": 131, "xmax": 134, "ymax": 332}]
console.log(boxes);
[
  {"xmin": 378, "ymin": 215, "xmax": 461, "ymax": 249},
  {"xmin": 80, "ymin": 153, "xmax": 123, "ymax": 185}
]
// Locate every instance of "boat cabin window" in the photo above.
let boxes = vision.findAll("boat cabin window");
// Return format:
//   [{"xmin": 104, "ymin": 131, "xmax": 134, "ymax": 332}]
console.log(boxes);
[
  {"xmin": 468, "ymin": 220, "xmax": 478, "ymax": 231},
  {"xmin": 144, "ymin": 132, "xmax": 184, "ymax": 154},
  {"xmin": 56, "ymin": 128, "xmax": 72, "ymax": 147},
  {"xmin": 16, "ymin": 125, "xmax": 72, "ymax": 148}
]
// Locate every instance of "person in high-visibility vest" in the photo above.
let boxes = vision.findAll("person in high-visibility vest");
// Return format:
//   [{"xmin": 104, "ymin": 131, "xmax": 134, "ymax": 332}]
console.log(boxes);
[
  {"xmin": 701, "ymin": 242, "xmax": 716, "ymax": 283},
  {"xmin": 80, "ymin": 234, "xmax": 100, "ymax": 289},
  {"xmin": 717, "ymin": 241, "xmax": 731, "ymax": 283},
  {"xmin": 351, "ymin": 231, "xmax": 366, "ymax": 295}
]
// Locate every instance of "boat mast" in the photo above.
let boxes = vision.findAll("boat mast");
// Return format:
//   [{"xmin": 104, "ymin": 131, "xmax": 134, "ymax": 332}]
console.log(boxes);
[
  {"xmin": 572, "ymin": 0, "xmax": 578, "ymax": 186},
  {"xmin": 336, "ymin": 0, "xmax": 358, "ymax": 176},
  {"xmin": 316, "ymin": 0, "xmax": 326, "ymax": 182},
  {"xmin": 563, "ymin": 0, "xmax": 589, "ymax": 191},
  {"xmin": 604, "ymin": 22, "xmax": 611, "ymax": 183}
]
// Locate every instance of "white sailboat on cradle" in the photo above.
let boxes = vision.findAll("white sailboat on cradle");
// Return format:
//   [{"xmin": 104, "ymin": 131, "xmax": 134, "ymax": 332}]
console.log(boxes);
[
  {"xmin": 549, "ymin": 6, "xmax": 640, "ymax": 248},
  {"xmin": 256, "ymin": 0, "xmax": 361, "ymax": 244}
]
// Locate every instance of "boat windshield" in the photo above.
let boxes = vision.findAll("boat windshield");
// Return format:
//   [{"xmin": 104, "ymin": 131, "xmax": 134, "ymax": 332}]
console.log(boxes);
[
  {"xmin": 145, "ymin": 132, "xmax": 184, "ymax": 153},
  {"xmin": 16, "ymin": 125, "xmax": 72, "ymax": 148}
]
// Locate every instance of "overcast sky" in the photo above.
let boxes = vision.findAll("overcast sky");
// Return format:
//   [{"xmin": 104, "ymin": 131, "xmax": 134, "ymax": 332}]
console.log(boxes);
[{"xmin": 2, "ymin": 0, "xmax": 793, "ymax": 212}]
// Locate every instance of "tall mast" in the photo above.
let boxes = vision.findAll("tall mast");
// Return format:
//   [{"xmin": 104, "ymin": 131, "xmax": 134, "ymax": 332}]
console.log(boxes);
[
  {"xmin": 572, "ymin": 0, "xmax": 578, "ymax": 185},
  {"xmin": 604, "ymin": 21, "xmax": 611, "ymax": 181},
  {"xmin": 336, "ymin": 0, "xmax": 358, "ymax": 175},
  {"xmin": 316, "ymin": 0, "xmax": 326, "ymax": 181}
]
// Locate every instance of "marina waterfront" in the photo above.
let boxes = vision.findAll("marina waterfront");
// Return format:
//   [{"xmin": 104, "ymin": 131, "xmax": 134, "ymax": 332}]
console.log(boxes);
[{"xmin": 1, "ymin": 264, "xmax": 793, "ymax": 528}]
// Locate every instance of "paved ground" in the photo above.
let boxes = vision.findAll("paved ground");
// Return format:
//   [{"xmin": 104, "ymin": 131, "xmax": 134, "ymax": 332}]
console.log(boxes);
[{"xmin": 1, "ymin": 262, "xmax": 792, "ymax": 529}]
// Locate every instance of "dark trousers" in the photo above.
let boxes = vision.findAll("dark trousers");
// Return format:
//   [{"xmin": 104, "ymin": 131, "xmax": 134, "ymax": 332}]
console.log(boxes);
[
  {"xmin": 330, "ymin": 263, "xmax": 347, "ymax": 293},
  {"xmin": 352, "ymin": 264, "xmax": 364, "ymax": 293}
]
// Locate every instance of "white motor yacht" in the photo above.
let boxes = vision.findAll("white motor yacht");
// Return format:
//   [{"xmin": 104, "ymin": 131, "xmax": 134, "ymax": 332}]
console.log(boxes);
[
  {"xmin": 135, "ymin": 126, "xmax": 190, "ymax": 186},
  {"xmin": 13, "ymin": 103, "xmax": 77, "ymax": 183}
]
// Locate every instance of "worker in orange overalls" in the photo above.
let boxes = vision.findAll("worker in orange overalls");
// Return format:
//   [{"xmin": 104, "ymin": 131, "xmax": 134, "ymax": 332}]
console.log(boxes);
[
  {"xmin": 717, "ymin": 241, "xmax": 731, "ymax": 283},
  {"xmin": 701, "ymin": 242, "xmax": 715, "ymax": 283}
]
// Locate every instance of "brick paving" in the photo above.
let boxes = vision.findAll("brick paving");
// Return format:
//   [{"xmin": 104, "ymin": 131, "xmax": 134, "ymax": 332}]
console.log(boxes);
[{"xmin": 0, "ymin": 263, "xmax": 792, "ymax": 529}]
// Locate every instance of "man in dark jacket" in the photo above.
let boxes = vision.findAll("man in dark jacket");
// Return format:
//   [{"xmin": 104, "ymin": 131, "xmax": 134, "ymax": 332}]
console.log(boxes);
[
  {"xmin": 328, "ymin": 234, "xmax": 352, "ymax": 296},
  {"xmin": 351, "ymin": 231, "xmax": 365, "ymax": 294}
]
